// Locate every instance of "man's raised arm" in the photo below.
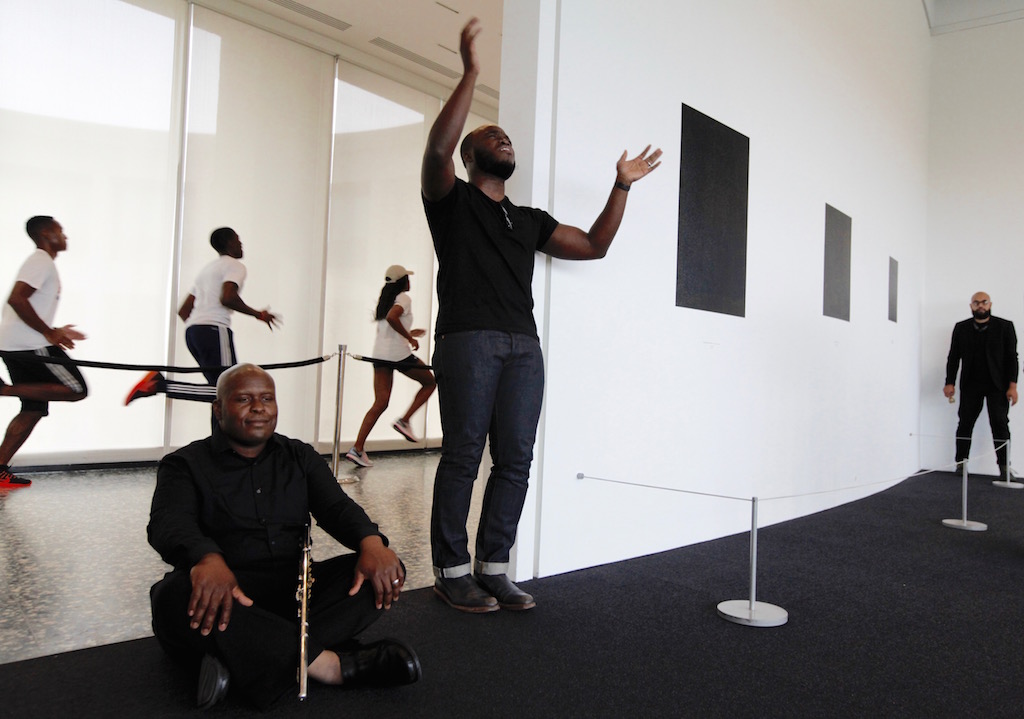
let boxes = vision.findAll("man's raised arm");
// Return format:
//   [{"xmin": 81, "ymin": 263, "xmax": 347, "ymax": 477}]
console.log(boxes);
[
  {"xmin": 542, "ymin": 146, "xmax": 663, "ymax": 260},
  {"xmin": 421, "ymin": 18, "xmax": 482, "ymax": 201}
]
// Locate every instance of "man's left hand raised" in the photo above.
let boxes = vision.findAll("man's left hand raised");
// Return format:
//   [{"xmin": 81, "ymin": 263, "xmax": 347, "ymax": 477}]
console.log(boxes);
[{"xmin": 616, "ymin": 145, "xmax": 663, "ymax": 185}]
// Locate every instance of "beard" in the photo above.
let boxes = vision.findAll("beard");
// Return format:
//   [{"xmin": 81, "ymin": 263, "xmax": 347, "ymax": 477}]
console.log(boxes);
[
  {"xmin": 475, "ymin": 149, "xmax": 515, "ymax": 180},
  {"xmin": 973, "ymin": 308, "xmax": 991, "ymax": 321}
]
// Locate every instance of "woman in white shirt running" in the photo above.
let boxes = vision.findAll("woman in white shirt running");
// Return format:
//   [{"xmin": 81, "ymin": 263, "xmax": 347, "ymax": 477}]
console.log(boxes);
[{"xmin": 346, "ymin": 265, "xmax": 435, "ymax": 467}]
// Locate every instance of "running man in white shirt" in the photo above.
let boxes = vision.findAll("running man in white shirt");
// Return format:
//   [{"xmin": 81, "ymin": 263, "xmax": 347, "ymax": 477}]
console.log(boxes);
[
  {"xmin": 0, "ymin": 216, "xmax": 88, "ymax": 488},
  {"xmin": 125, "ymin": 227, "xmax": 278, "ymax": 405}
]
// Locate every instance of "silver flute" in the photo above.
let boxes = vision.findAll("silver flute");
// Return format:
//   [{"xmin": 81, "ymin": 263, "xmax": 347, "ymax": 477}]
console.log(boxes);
[{"xmin": 296, "ymin": 525, "xmax": 314, "ymax": 700}]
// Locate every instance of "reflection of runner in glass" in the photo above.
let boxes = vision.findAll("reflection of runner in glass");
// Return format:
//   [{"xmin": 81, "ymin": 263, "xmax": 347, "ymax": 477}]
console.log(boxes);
[
  {"xmin": 124, "ymin": 227, "xmax": 278, "ymax": 405},
  {"xmin": 346, "ymin": 265, "xmax": 435, "ymax": 468},
  {"xmin": 0, "ymin": 216, "xmax": 88, "ymax": 488}
]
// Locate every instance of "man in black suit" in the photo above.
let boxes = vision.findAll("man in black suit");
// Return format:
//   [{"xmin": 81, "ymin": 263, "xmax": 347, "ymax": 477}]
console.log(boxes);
[{"xmin": 944, "ymin": 291, "xmax": 1019, "ymax": 475}]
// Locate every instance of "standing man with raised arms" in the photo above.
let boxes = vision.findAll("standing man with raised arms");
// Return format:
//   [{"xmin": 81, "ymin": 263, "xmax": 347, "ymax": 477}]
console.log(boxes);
[{"xmin": 421, "ymin": 18, "xmax": 662, "ymax": 612}]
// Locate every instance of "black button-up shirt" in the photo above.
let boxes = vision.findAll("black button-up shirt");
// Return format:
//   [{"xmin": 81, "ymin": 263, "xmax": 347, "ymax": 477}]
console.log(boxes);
[{"xmin": 148, "ymin": 429, "xmax": 384, "ymax": 572}]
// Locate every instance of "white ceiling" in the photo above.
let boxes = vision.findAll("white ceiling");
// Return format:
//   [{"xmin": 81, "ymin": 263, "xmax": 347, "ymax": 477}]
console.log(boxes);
[
  {"xmin": 922, "ymin": 0, "xmax": 1024, "ymax": 34},
  {"xmin": 238, "ymin": 0, "xmax": 504, "ymax": 102},
  {"xmin": 236, "ymin": 0, "xmax": 1024, "ymax": 101}
]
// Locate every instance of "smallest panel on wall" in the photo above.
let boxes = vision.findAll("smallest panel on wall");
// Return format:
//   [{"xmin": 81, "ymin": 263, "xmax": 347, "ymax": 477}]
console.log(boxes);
[
  {"xmin": 823, "ymin": 204, "xmax": 852, "ymax": 321},
  {"xmin": 888, "ymin": 257, "xmax": 898, "ymax": 323},
  {"xmin": 676, "ymin": 104, "xmax": 749, "ymax": 317}
]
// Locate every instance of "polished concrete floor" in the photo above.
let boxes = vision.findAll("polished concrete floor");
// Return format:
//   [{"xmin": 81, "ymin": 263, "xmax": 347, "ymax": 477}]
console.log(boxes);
[{"xmin": 0, "ymin": 449, "xmax": 483, "ymax": 665}]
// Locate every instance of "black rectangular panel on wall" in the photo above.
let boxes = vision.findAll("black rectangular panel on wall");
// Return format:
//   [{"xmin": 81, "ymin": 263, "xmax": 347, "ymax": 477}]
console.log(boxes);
[
  {"xmin": 823, "ymin": 204, "xmax": 852, "ymax": 321},
  {"xmin": 888, "ymin": 257, "xmax": 898, "ymax": 323},
  {"xmin": 676, "ymin": 104, "xmax": 749, "ymax": 317}
]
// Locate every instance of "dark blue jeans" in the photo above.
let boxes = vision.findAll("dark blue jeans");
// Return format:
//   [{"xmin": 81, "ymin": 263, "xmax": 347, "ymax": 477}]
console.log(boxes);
[{"xmin": 430, "ymin": 331, "xmax": 544, "ymax": 575}]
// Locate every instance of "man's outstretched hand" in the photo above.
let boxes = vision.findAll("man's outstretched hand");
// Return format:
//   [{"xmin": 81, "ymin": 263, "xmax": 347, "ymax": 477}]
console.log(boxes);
[
  {"xmin": 460, "ymin": 17, "xmax": 482, "ymax": 76},
  {"xmin": 44, "ymin": 324, "xmax": 85, "ymax": 350},
  {"xmin": 617, "ymin": 145, "xmax": 663, "ymax": 185}
]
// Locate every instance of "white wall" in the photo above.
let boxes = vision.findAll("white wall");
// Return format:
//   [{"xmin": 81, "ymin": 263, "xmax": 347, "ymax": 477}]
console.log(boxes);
[
  {"xmin": 921, "ymin": 19, "xmax": 1024, "ymax": 474},
  {"xmin": 514, "ymin": 0, "xmax": 933, "ymax": 576}
]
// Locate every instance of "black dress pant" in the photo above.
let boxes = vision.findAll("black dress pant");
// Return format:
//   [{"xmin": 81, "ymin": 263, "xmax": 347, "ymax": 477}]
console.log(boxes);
[
  {"xmin": 956, "ymin": 384, "xmax": 1011, "ymax": 469},
  {"xmin": 150, "ymin": 553, "xmax": 381, "ymax": 708}
]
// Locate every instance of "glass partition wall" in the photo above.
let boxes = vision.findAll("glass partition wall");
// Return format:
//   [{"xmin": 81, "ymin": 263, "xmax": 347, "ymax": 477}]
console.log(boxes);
[
  {"xmin": 0, "ymin": 0, "xmax": 187, "ymax": 460},
  {"xmin": 0, "ymin": 0, "xmax": 490, "ymax": 462},
  {"xmin": 319, "ymin": 56, "xmax": 490, "ymax": 456},
  {"xmin": 169, "ymin": 5, "xmax": 335, "ymax": 446}
]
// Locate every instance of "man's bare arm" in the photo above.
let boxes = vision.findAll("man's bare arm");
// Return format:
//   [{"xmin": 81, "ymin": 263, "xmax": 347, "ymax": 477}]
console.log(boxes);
[
  {"xmin": 178, "ymin": 294, "xmax": 195, "ymax": 322},
  {"xmin": 8, "ymin": 281, "xmax": 85, "ymax": 348},
  {"xmin": 543, "ymin": 146, "xmax": 663, "ymax": 260},
  {"xmin": 422, "ymin": 18, "xmax": 482, "ymax": 201},
  {"xmin": 220, "ymin": 282, "xmax": 278, "ymax": 329}
]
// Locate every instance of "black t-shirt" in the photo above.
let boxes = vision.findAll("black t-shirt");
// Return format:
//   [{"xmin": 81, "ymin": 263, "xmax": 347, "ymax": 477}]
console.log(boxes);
[{"xmin": 423, "ymin": 178, "xmax": 558, "ymax": 338}]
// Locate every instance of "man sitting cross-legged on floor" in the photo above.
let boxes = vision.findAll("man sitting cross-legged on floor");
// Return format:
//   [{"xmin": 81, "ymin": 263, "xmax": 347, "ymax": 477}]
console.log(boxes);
[{"xmin": 148, "ymin": 363, "xmax": 420, "ymax": 709}]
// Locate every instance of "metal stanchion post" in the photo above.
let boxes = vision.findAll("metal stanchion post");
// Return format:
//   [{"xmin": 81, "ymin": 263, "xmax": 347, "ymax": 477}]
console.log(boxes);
[
  {"xmin": 717, "ymin": 497, "xmax": 788, "ymax": 627},
  {"xmin": 943, "ymin": 461, "xmax": 986, "ymax": 530},
  {"xmin": 331, "ymin": 344, "xmax": 358, "ymax": 484}
]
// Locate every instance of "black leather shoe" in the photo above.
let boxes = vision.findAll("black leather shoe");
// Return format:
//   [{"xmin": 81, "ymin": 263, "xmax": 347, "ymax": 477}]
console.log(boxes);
[
  {"xmin": 197, "ymin": 653, "xmax": 229, "ymax": 709},
  {"xmin": 339, "ymin": 638, "xmax": 422, "ymax": 688},
  {"xmin": 475, "ymin": 573, "xmax": 536, "ymax": 610},
  {"xmin": 434, "ymin": 575, "xmax": 499, "ymax": 613}
]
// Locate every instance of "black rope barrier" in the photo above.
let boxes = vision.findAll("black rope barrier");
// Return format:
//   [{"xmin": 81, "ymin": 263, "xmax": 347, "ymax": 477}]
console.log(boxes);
[
  {"xmin": 0, "ymin": 350, "xmax": 332, "ymax": 373},
  {"xmin": 347, "ymin": 353, "xmax": 434, "ymax": 371}
]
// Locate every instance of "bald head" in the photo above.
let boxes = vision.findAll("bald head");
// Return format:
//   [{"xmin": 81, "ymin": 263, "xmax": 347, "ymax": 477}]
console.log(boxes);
[
  {"xmin": 216, "ymin": 363, "xmax": 269, "ymax": 400},
  {"xmin": 213, "ymin": 364, "xmax": 277, "ymax": 456}
]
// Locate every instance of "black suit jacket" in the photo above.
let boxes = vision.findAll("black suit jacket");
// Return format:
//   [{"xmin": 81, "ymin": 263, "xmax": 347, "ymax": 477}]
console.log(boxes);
[{"xmin": 945, "ymin": 315, "xmax": 1019, "ymax": 390}]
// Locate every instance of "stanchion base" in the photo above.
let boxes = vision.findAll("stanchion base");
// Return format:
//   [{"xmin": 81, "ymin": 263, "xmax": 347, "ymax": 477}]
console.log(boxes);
[
  {"xmin": 717, "ymin": 600, "xmax": 788, "ymax": 627},
  {"xmin": 941, "ymin": 518, "xmax": 987, "ymax": 531},
  {"xmin": 992, "ymin": 480, "xmax": 1024, "ymax": 490},
  {"xmin": 337, "ymin": 475, "xmax": 360, "ymax": 485}
]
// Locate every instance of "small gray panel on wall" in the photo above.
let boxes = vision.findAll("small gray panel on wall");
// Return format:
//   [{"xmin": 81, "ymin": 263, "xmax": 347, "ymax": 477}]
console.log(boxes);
[
  {"xmin": 677, "ymin": 104, "xmax": 749, "ymax": 317},
  {"xmin": 823, "ymin": 204, "xmax": 852, "ymax": 321},
  {"xmin": 888, "ymin": 257, "xmax": 898, "ymax": 323}
]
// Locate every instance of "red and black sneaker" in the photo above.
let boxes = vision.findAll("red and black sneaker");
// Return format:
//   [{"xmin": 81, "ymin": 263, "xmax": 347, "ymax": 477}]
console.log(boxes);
[
  {"xmin": 124, "ymin": 371, "xmax": 167, "ymax": 405},
  {"xmin": 0, "ymin": 465, "xmax": 31, "ymax": 488}
]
